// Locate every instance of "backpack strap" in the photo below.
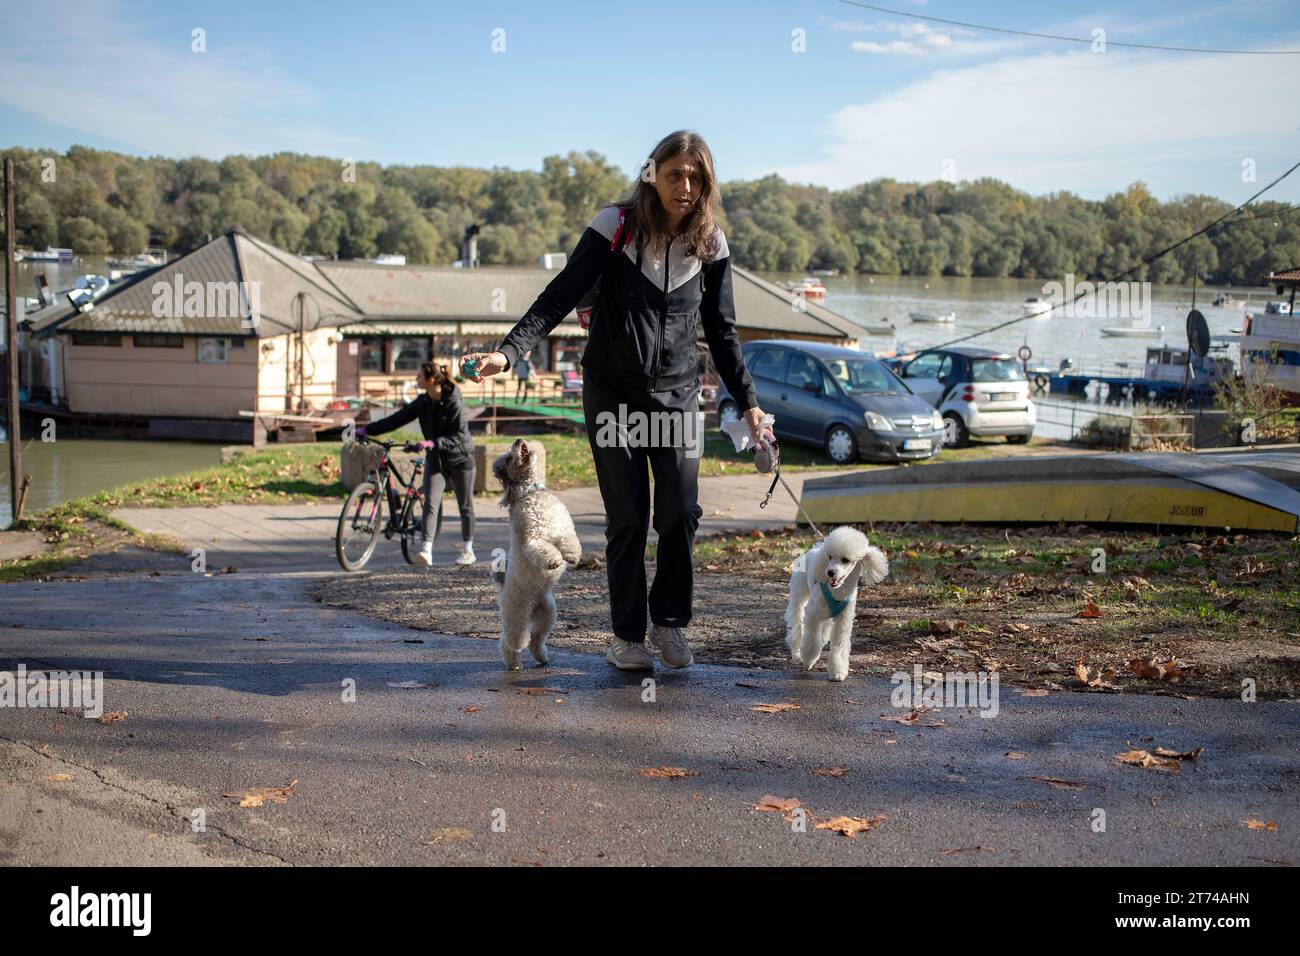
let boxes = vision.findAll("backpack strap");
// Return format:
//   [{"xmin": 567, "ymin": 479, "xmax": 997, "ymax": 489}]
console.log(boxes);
[{"xmin": 610, "ymin": 208, "xmax": 631, "ymax": 254}]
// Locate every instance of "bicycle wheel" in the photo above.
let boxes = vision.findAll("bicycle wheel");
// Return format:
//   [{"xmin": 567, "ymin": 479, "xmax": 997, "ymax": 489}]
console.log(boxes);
[
  {"xmin": 400, "ymin": 494, "xmax": 444, "ymax": 565},
  {"xmin": 336, "ymin": 480, "xmax": 383, "ymax": 571}
]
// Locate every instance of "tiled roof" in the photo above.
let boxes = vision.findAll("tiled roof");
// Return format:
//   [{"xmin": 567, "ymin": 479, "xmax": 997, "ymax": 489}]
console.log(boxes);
[
  {"xmin": 1266, "ymin": 267, "xmax": 1300, "ymax": 285},
  {"xmin": 30, "ymin": 229, "xmax": 365, "ymax": 338},
  {"xmin": 28, "ymin": 228, "xmax": 863, "ymax": 343}
]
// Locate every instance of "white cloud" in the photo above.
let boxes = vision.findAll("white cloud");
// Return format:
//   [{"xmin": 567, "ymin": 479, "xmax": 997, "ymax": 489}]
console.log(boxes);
[
  {"xmin": 0, "ymin": 0, "xmax": 355, "ymax": 158},
  {"xmin": 775, "ymin": 47, "xmax": 1300, "ymax": 199},
  {"xmin": 829, "ymin": 15, "xmax": 1024, "ymax": 57}
]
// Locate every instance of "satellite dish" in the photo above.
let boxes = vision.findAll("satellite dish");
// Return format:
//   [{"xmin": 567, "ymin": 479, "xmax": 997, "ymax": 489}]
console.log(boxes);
[{"xmin": 1186, "ymin": 309, "xmax": 1210, "ymax": 357}]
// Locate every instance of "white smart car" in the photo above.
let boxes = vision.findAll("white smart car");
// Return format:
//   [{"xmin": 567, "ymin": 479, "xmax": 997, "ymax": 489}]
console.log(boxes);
[{"xmin": 895, "ymin": 346, "xmax": 1036, "ymax": 446}]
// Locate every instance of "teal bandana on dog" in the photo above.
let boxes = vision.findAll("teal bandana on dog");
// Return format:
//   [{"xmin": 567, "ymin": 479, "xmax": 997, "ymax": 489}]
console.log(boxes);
[{"xmin": 819, "ymin": 581, "xmax": 850, "ymax": 618}]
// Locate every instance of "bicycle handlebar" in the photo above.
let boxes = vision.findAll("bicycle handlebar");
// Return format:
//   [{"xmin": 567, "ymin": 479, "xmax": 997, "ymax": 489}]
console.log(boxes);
[{"xmin": 356, "ymin": 436, "xmax": 424, "ymax": 454}]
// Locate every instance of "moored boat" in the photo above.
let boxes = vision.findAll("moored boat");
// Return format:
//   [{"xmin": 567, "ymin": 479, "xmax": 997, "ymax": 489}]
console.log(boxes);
[{"xmin": 1101, "ymin": 325, "xmax": 1165, "ymax": 338}]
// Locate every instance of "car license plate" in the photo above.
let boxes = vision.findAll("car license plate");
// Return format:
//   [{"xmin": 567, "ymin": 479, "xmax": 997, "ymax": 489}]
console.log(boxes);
[
  {"xmin": 990, "ymin": 392, "xmax": 1016, "ymax": 402},
  {"xmin": 903, "ymin": 439, "xmax": 931, "ymax": 451}
]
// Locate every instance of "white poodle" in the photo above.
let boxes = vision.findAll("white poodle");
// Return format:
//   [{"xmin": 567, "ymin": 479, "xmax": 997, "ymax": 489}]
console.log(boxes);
[
  {"xmin": 492, "ymin": 439, "xmax": 581, "ymax": 669},
  {"xmin": 785, "ymin": 526, "xmax": 889, "ymax": 682}
]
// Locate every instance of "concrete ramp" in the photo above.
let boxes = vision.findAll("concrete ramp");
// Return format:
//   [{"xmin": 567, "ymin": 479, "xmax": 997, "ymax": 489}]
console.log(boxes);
[{"xmin": 799, "ymin": 449, "xmax": 1300, "ymax": 533}]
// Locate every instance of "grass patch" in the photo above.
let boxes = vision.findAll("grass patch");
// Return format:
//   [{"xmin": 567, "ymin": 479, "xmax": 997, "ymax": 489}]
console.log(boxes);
[
  {"xmin": 0, "ymin": 500, "xmax": 186, "ymax": 583},
  {"xmin": 692, "ymin": 522, "xmax": 1300, "ymax": 698}
]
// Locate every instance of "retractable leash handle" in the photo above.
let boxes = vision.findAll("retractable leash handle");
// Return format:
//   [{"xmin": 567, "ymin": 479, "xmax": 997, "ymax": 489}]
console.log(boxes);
[{"xmin": 755, "ymin": 431, "xmax": 827, "ymax": 542}]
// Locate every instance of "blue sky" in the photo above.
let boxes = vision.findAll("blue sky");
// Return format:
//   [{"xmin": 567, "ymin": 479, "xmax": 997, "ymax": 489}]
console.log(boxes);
[{"xmin": 2, "ymin": 0, "xmax": 1298, "ymax": 203}]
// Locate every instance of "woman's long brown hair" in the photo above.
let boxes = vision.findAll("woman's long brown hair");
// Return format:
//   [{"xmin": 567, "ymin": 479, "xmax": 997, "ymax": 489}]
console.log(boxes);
[{"xmin": 614, "ymin": 130, "xmax": 723, "ymax": 265}]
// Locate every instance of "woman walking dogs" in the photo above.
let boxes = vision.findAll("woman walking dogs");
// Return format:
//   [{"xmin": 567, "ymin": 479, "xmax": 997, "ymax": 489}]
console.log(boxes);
[
  {"xmin": 460, "ymin": 130, "xmax": 768, "ymax": 671},
  {"xmin": 357, "ymin": 361, "xmax": 477, "ymax": 567}
]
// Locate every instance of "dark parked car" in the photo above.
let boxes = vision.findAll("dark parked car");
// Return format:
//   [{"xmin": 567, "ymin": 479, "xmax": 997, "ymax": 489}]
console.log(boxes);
[{"xmin": 717, "ymin": 340, "xmax": 945, "ymax": 464}]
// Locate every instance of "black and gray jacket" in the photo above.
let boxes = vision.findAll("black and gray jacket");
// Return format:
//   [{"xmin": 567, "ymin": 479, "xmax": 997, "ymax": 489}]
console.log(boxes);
[
  {"xmin": 364, "ymin": 384, "xmax": 474, "ymax": 472},
  {"xmin": 496, "ymin": 206, "xmax": 758, "ymax": 409}
]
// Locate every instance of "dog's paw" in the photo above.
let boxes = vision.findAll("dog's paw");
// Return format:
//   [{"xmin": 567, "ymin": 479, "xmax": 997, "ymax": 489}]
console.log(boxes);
[
  {"xmin": 827, "ymin": 669, "xmax": 848, "ymax": 682},
  {"xmin": 529, "ymin": 639, "xmax": 549, "ymax": 666},
  {"xmin": 501, "ymin": 647, "xmax": 522, "ymax": 670}
]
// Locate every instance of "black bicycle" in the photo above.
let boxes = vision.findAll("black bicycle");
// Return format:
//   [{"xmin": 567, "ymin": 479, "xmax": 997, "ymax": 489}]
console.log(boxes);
[{"xmin": 335, "ymin": 437, "xmax": 443, "ymax": 571}]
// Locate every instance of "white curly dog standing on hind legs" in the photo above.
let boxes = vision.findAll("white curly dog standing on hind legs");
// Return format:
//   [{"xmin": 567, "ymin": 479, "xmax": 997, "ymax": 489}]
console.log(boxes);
[
  {"xmin": 785, "ymin": 526, "xmax": 889, "ymax": 681},
  {"xmin": 492, "ymin": 439, "xmax": 582, "ymax": 669}
]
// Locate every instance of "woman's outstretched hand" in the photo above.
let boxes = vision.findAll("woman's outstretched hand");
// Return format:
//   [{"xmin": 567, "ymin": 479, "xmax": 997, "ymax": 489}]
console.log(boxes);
[{"xmin": 459, "ymin": 351, "xmax": 508, "ymax": 382}]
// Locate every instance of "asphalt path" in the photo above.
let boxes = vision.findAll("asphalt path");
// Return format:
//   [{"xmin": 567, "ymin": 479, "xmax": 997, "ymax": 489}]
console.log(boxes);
[{"xmin": 2, "ymin": 570, "xmax": 1296, "ymax": 866}]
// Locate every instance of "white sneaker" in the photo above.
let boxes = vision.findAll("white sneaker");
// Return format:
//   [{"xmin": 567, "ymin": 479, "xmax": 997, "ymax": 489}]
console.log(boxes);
[
  {"xmin": 414, "ymin": 537, "xmax": 434, "ymax": 566},
  {"xmin": 651, "ymin": 624, "xmax": 694, "ymax": 669},
  {"xmin": 455, "ymin": 541, "xmax": 476, "ymax": 566},
  {"xmin": 605, "ymin": 637, "xmax": 654, "ymax": 671}
]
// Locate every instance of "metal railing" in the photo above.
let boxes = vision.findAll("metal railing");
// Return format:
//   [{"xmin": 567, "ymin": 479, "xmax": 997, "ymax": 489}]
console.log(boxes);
[{"xmin": 1033, "ymin": 399, "xmax": 1194, "ymax": 449}]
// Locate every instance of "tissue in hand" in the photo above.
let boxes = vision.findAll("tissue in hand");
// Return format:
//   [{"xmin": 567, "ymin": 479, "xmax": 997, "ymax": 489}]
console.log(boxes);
[{"xmin": 719, "ymin": 413, "xmax": 773, "ymax": 453}]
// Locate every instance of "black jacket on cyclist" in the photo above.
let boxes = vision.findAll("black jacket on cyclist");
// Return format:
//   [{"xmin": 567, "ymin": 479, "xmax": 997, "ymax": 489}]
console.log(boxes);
[
  {"xmin": 364, "ymin": 382, "xmax": 473, "ymax": 473},
  {"xmin": 495, "ymin": 204, "xmax": 758, "ymax": 408}
]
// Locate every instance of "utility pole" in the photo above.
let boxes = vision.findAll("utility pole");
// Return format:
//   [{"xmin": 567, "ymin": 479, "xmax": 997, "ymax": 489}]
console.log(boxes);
[{"xmin": 4, "ymin": 157, "xmax": 23, "ymax": 525}]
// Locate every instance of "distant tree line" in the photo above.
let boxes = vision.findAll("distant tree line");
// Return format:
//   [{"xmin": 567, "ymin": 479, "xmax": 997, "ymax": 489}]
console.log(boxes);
[{"xmin": 1, "ymin": 145, "xmax": 1295, "ymax": 286}]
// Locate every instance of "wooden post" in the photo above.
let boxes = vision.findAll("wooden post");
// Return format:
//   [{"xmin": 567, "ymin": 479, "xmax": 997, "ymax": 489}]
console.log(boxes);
[{"xmin": 4, "ymin": 157, "xmax": 23, "ymax": 525}]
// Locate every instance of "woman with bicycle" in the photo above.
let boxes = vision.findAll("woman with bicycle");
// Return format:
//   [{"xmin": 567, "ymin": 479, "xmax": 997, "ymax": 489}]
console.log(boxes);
[
  {"xmin": 356, "ymin": 360, "xmax": 477, "ymax": 567},
  {"xmin": 458, "ymin": 130, "xmax": 768, "ymax": 671}
]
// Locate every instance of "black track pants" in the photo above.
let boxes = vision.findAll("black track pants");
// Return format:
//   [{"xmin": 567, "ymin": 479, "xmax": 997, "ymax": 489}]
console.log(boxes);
[
  {"xmin": 422, "ymin": 457, "xmax": 476, "ymax": 542},
  {"xmin": 582, "ymin": 371, "xmax": 703, "ymax": 644}
]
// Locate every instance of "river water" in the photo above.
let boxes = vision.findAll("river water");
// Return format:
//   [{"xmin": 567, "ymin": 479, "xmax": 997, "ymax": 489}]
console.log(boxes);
[{"xmin": 1, "ymin": 439, "xmax": 221, "ymax": 527}]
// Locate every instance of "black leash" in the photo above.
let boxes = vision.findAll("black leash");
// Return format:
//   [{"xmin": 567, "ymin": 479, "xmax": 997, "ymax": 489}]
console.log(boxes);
[{"xmin": 759, "ymin": 463, "xmax": 826, "ymax": 546}]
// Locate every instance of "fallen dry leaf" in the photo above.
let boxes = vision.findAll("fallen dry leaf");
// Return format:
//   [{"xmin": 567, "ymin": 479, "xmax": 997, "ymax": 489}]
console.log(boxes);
[
  {"xmin": 1021, "ymin": 689, "xmax": 1050, "ymax": 698},
  {"xmin": 223, "ymin": 779, "xmax": 298, "ymax": 808},
  {"xmin": 815, "ymin": 815, "xmax": 886, "ymax": 837},
  {"xmin": 881, "ymin": 706, "xmax": 944, "ymax": 727},
  {"xmin": 754, "ymin": 795, "xmax": 801, "ymax": 814},
  {"xmin": 47, "ymin": 773, "xmax": 74, "ymax": 782},
  {"xmin": 426, "ymin": 827, "xmax": 473, "ymax": 844},
  {"xmin": 1153, "ymin": 746, "xmax": 1204, "ymax": 761},
  {"xmin": 1129, "ymin": 657, "xmax": 1185, "ymax": 682},
  {"xmin": 95, "ymin": 711, "xmax": 128, "ymax": 724},
  {"xmin": 1076, "ymin": 603, "xmax": 1103, "ymax": 619},
  {"xmin": 1025, "ymin": 775, "xmax": 1087, "ymax": 791},
  {"xmin": 751, "ymin": 702, "xmax": 800, "ymax": 714},
  {"xmin": 1116, "ymin": 749, "xmax": 1182, "ymax": 772},
  {"xmin": 637, "ymin": 766, "xmax": 699, "ymax": 780},
  {"xmin": 1242, "ymin": 819, "xmax": 1278, "ymax": 831},
  {"xmin": 1075, "ymin": 661, "xmax": 1117, "ymax": 688},
  {"xmin": 814, "ymin": 767, "xmax": 848, "ymax": 778},
  {"xmin": 1005, "ymin": 751, "xmax": 1027, "ymax": 760},
  {"xmin": 516, "ymin": 687, "xmax": 570, "ymax": 696},
  {"xmin": 460, "ymin": 705, "xmax": 481, "ymax": 714}
]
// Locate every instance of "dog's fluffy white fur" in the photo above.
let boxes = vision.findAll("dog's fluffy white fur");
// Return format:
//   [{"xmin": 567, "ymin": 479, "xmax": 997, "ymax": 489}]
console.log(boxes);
[
  {"xmin": 784, "ymin": 526, "xmax": 889, "ymax": 681},
  {"xmin": 492, "ymin": 439, "xmax": 581, "ymax": 669}
]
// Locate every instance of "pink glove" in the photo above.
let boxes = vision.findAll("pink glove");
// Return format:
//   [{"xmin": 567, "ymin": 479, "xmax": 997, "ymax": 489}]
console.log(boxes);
[{"xmin": 416, "ymin": 440, "xmax": 435, "ymax": 451}]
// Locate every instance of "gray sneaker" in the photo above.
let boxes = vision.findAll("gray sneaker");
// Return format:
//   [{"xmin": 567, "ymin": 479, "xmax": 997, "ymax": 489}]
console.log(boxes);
[
  {"xmin": 605, "ymin": 636, "xmax": 654, "ymax": 671},
  {"xmin": 651, "ymin": 624, "xmax": 694, "ymax": 669}
]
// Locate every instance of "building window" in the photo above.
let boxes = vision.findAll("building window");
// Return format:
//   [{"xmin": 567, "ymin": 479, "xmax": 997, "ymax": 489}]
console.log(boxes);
[
  {"xmin": 391, "ymin": 337, "xmax": 430, "ymax": 372},
  {"xmin": 197, "ymin": 338, "xmax": 231, "ymax": 364},
  {"xmin": 70, "ymin": 332, "xmax": 122, "ymax": 347},
  {"xmin": 133, "ymin": 333, "xmax": 185, "ymax": 348},
  {"xmin": 359, "ymin": 337, "xmax": 385, "ymax": 373}
]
